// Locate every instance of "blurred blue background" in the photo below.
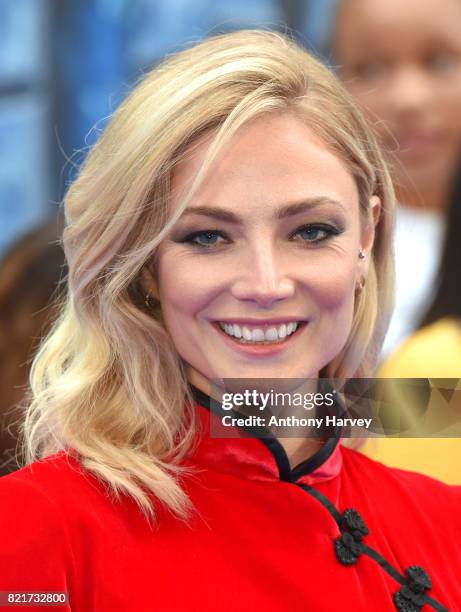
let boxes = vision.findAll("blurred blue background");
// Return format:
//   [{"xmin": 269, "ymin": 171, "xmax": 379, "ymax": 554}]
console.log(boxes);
[{"xmin": 0, "ymin": 0, "xmax": 336, "ymax": 254}]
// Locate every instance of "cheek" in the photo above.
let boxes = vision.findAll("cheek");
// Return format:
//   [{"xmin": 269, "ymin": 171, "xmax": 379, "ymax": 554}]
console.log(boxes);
[
  {"xmin": 309, "ymin": 259, "xmax": 357, "ymax": 355},
  {"xmin": 156, "ymin": 244, "xmax": 360, "ymax": 330},
  {"xmin": 156, "ymin": 253, "xmax": 221, "ymax": 324},
  {"xmin": 441, "ymin": 87, "xmax": 461, "ymax": 142},
  {"xmin": 318, "ymin": 271, "xmax": 355, "ymax": 310},
  {"xmin": 301, "ymin": 254, "xmax": 357, "ymax": 313}
]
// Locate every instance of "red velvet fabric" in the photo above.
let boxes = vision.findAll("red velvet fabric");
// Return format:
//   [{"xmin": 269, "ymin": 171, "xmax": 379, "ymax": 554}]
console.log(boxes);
[{"xmin": 0, "ymin": 402, "xmax": 460, "ymax": 611}]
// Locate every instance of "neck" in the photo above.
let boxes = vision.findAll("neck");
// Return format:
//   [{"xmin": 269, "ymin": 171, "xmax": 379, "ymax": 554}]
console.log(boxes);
[{"xmin": 277, "ymin": 436, "xmax": 325, "ymax": 469}]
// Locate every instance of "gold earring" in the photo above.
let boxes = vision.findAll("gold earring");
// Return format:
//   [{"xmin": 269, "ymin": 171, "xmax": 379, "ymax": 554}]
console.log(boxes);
[
  {"xmin": 355, "ymin": 276, "xmax": 366, "ymax": 294},
  {"xmin": 144, "ymin": 292, "xmax": 156, "ymax": 310}
]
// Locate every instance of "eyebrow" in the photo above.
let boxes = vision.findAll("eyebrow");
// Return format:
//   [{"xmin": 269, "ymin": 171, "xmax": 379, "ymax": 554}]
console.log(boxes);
[{"xmin": 180, "ymin": 198, "xmax": 347, "ymax": 224}]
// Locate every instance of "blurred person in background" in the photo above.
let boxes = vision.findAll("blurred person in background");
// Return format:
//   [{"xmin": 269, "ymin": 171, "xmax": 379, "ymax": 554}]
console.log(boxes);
[
  {"xmin": 332, "ymin": 0, "xmax": 461, "ymax": 482},
  {"xmin": 332, "ymin": 0, "xmax": 461, "ymax": 356},
  {"xmin": 0, "ymin": 216, "xmax": 65, "ymax": 476},
  {"xmin": 361, "ymin": 158, "xmax": 461, "ymax": 482},
  {"xmin": 381, "ymin": 159, "xmax": 461, "ymax": 379}
]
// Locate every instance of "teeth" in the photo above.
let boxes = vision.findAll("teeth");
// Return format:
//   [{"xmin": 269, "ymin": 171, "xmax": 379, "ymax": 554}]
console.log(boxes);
[
  {"xmin": 242, "ymin": 327, "xmax": 252, "ymax": 341},
  {"xmin": 218, "ymin": 321, "xmax": 301, "ymax": 343},
  {"xmin": 233, "ymin": 324, "xmax": 242, "ymax": 338},
  {"xmin": 224, "ymin": 323, "xmax": 234, "ymax": 336},
  {"xmin": 251, "ymin": 328, "xmax": 265, "ymax": 341},
  {"xmin": 265, "ymin": 327, "xmax": 278, "ymax": 341}
]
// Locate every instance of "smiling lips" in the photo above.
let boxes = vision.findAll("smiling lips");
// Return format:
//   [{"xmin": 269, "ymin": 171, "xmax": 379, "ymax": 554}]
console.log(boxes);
[{"xmin": 215, "ymin": 320, "xmax": 307, "ymax": 345}]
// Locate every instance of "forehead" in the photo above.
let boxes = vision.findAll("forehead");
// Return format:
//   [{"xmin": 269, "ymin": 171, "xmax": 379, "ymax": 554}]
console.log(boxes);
[
  {"xmin": 335, "ymin": 0, "xmax": 461, "ymax": 58},
  {"xmin": 170, "ymin": 113, "xmax": 359, "ymax": 218}
]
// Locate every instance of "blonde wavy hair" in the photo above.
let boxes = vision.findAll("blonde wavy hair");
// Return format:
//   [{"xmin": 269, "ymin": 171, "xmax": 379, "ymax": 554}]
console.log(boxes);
[{"xmin": 22, "ymin": 29, "xmax": 395, "ymax": 520}]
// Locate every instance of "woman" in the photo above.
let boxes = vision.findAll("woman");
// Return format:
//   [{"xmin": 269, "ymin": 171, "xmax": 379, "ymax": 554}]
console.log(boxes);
[
  {"xmin": 361, "ymin": 160, "xmax": 461, "ymax": 484},
  {"xmin": 332, "ymin": 0, "xmax": 461, "ymax": 483},
  {"xmin": 332, "ymin": 0, "xmax": 461, "ymax": 355},
  {"xmin": 385, "ymin": 154, "xmax": 461, "ymax": 377},
  {"xmin": 0, "ymin": 30, "xmax": 459, "ymax": 611}
]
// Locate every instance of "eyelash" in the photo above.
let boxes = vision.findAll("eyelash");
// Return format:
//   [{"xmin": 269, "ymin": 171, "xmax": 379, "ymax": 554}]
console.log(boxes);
[{"xmin": 179, "ymin": 224, "xmax": 342, "ymax": 250}]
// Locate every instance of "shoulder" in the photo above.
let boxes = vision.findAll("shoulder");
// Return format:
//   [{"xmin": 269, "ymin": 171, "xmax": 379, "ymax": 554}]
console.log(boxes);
[
  {"xmin": 0, "ymin": 451, "xmax": 142, "ymax": 595},
  {"xmin": 0, "ymin": 453, "xmax": 86, "ymax": 596},
  {"xmin": 340, "ymin": 444, "xmax": 461, "ymax": 514},
  {"xmin": 0, "ymin": 452, "xmax": 73, "ymax": 532},
  {"xmin": 0, "ymin": 451, "xmax": 103, "ymax": 509},
  {"xmin": 0, "ymin": 450, "xmax": 131, "ymax": 543},
  {"xmin": 340, "ymin": 446, "xmax": 461, "ymax": 556}
]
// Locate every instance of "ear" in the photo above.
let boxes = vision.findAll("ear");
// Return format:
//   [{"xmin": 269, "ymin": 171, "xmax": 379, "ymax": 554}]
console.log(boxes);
[
  {"xmin": 359, "ymin": 195, "xmax": 381, "ymax": 275},
  {"xmin": 139, "ymin": 264, "xmax": 160, "ymax": 301}
]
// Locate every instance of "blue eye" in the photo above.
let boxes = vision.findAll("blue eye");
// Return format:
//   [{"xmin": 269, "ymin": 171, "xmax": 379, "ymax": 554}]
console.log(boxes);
[
  {"xmin": 179, "ymin": 224, "xmax": 339, "ymax": 250},
  {"xmin": 294, "ymin": 224, "xmax": 337, "ymax": 243},
  {"xmin": 297, "ymin": 227, "xmax": 326, "ymax": 241},
  {"xmin": 184, "ymin": 230, "xmax": 226, "ymax": 247}
]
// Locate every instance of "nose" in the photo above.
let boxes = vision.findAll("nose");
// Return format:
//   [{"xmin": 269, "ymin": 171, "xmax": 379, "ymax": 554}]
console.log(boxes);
[
  {"xmin": 230, "ymin": 241, "xmax": 296, "ymax": 308},
  {"xmin": 387, "ymin": 66, "xmax": 434, "ymax": 116}
]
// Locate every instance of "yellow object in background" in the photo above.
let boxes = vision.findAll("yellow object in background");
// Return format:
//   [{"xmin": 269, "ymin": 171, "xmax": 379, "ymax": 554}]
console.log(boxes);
[
  {"xmin": 360, "ymin": 317, "xmax": 461, "ymax": 484},
  {"xmin": 378, "ymin": 318, "xmax": 461, "ymax": 379}
]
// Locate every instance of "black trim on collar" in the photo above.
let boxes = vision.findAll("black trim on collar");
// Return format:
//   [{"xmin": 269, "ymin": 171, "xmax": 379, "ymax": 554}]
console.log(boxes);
[{"xmin": 189, "ymin": 382, "xmax": 344, "ymax": 483}]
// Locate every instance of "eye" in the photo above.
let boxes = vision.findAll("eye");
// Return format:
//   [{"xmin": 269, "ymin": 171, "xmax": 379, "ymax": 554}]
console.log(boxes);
[
  {"xmin": 426, "ymin": 52, "xmax": 458, "ymax": 74},
  {"xmin": 354, "ymin": 61, "xmax": 387, "ymax": 82},
  {"xmin": 292, "ymin": 224, "xmax": 340, "ymax": 244},
  {"xmin": 182, "ymin": 229, "xmax": 228, "ymax": 248}
]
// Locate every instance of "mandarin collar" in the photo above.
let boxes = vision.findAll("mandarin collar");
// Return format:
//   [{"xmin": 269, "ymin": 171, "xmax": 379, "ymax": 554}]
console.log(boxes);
[{"xmin": 188, "ymin": 384, "xmax": 343, "ymax": 485}]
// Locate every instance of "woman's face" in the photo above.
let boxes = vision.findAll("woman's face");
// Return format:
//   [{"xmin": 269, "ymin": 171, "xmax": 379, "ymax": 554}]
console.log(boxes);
[
  {"xmin": 143, "ymin": 113, "xmax": 378, "ymax": 390},
  {"xmin": 333, "ymin": 0, "xmax": 461, "ymax": 206}
]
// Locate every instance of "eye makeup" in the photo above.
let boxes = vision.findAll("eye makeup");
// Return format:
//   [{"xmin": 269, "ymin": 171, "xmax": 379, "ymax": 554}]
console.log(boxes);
[{"xmin": 171, "ymin": 221, "xmax": 345, "ymax": 250}]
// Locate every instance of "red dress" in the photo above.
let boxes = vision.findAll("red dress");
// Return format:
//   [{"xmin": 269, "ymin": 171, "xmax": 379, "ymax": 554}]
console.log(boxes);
[{"xmin": 0, "ymin": 386, "xmax": 460, "ymax": 611}]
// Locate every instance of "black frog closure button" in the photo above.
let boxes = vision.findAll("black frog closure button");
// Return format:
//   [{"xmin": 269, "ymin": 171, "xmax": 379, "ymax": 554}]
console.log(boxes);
[
  {"xmin": 393, "ymin": 565, "xmax": 433, "ymax": 612},
  {"xmin": 334, "ymin": 508, "xmax": 370, "ymax": 566}
]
